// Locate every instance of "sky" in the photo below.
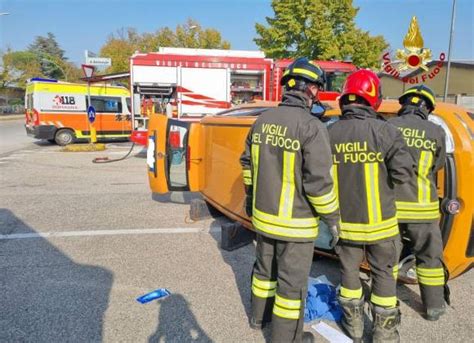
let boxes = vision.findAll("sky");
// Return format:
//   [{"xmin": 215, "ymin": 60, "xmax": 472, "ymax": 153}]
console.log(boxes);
[{"xmin": 1, "ymin": 0, "xmax": 473, "ymax": 67}]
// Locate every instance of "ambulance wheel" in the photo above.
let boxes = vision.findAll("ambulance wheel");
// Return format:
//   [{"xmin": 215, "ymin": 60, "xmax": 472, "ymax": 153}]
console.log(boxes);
[{"xmin": 55, "ymin": 129, "xmax": 75, "ymax": 146}]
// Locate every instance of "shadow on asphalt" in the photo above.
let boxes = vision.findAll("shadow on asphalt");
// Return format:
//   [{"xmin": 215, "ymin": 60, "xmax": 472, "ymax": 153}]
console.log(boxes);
[
  {"xmin": 148, "ymin": 293, "xmax": 212, "ymax": 343},
  {"xmin": 152, "ymin": 191, "xmax": 202, "ymax": 205},
  {"xmin": 33, "ymin": 140, "xmax": 55, "ymax": 147},
  {"xmin": 397, "ymin": 283, "xmax": 425, "ymax": 316},
  {"xmin": 0, "ymin": 208, "xmax": 113, "ymax": 342},
  {"xmin": 208, "ymin": 218, "xmax": 273, "ymax": 342}
]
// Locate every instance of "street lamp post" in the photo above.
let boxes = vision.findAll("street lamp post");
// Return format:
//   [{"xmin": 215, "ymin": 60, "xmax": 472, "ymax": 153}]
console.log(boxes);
[
  {"xmin": 41, "ymin": 57, "xmax": 68, "ymax": 81},
  {"xmin": 443, "ymin": 0, "xmax": 457, "ymax": 102}
]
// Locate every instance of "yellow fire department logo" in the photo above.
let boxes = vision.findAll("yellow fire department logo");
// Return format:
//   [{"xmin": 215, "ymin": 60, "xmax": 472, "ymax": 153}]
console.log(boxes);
[
  {"xmin": 395, "ymin": 16, "xmax": 432, "ymax": 71},
  {"xmin": 382, "ymin": 16, "xmax": 445, "ymax": 84}
]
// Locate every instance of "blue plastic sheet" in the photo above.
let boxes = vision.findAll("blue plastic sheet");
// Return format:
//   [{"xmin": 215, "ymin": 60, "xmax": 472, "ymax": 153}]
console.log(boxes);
[{"xmin": 304, "ymin": 277, "xmax": 342, "ymax": 323}]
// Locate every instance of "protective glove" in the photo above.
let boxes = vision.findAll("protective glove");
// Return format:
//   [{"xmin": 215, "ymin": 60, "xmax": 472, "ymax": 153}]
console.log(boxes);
[
  {"xmin": 328, "ymin": 224, "xmax": 340, "ymax": 249},
  {"xmin": 245, "ymin": 195, "xmax": 253, "ymax": 217}
]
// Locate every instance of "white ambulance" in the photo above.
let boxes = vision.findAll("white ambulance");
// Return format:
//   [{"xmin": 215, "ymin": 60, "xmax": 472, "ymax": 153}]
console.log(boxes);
[{"xmin": 25, "ymin": 78, "xmax": 131, "ymax": 145}]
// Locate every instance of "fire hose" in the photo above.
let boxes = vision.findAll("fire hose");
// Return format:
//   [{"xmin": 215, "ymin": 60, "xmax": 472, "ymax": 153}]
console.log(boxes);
[{"xmin": 92, "ymin": 142, "xmax": 136, "ymax": 164}]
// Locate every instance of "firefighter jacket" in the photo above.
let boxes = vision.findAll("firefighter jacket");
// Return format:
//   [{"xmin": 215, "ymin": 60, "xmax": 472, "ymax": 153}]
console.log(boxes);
[
  {"xmin": 328, "ymin": 105, "xmax": 413, "ymax": 244},
  {"xmin": 389, "ymin": 105, "xmax": 446, "ymax": 223},
  {"xmin": 240, "ymin": 91, "xmax": 340, "ymax": 243}
]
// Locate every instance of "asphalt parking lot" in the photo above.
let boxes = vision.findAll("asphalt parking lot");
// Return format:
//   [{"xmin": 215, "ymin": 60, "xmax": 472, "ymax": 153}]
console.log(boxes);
[{"xmin": 0, "ymin": 119, "xmax": 473, "ymax": 342}]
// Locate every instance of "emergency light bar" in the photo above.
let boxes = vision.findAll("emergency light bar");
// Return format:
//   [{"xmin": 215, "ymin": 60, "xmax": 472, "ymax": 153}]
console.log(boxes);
[{"xmin": 29, "ymin": 77, "xmax": 58, "ymax": 83}]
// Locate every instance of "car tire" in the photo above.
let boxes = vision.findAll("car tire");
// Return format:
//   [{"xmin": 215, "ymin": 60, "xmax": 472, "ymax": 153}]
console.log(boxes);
[{"xmin": 55, "ymin": 129, "xmax": 75, "ymax": 146}]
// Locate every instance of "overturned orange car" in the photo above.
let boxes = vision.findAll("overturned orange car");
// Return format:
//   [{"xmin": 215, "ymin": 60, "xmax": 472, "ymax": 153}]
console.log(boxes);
[{"xmin": 146, "ymin": 100, "xmax": 474, "ymax": 280}]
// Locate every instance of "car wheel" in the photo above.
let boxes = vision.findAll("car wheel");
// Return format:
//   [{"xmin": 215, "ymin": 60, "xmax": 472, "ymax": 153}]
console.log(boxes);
[{"xmin": 55, "ymin": 129, "xmax": 75, "ymax": 146}]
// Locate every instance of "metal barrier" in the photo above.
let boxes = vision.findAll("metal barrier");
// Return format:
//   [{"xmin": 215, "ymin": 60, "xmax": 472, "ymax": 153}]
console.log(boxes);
[{"xmin": 0, "ymin": 105, "xmax": 24, "ymax": 114}]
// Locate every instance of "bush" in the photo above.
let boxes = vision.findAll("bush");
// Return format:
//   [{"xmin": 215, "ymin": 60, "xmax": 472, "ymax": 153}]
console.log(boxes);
[{"xmin": 8, "ymin": 98, "xmax": 24, "ymax": 106}]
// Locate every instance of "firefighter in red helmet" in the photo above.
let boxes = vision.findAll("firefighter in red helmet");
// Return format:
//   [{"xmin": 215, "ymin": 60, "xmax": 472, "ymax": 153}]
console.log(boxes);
[{"xmin": 327, "ymin": 70, "xmax": 413, "ymax": 342}]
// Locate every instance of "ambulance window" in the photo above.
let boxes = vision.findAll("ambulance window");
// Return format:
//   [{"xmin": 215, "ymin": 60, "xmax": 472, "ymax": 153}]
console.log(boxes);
[
  {"xmin": 126, "ymin": 97, "xmax": 131, "ymax": 112},
  {"xmin": 88, "ymin": 96, "xmax": 122, "ymax": 113}
]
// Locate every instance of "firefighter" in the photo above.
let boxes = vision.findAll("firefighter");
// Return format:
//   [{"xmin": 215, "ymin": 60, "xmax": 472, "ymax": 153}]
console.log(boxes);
[
  {"xmin": 240, "ymin": 57, "xmax": 340, "ymax": 343},
  {"xmin": 327, "ymin": 70, "xmax": 413, "ymax": 343},
  {"xmin": 389, "ymin": 85, "xmax": 449, "ymax": 321}
]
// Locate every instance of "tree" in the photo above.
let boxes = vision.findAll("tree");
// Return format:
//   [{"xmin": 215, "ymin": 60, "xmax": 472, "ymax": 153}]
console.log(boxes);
[
  {"xmin": 0, "ymin": 50, "xmax": 43, "ymax": 89},
  {"xmin": 254, "ymin": 0, "xmax": 388, "ymax": 68},
  {"xmin": 1, "ymin": 32, "xmax": 82, "ymax": 89},
  {"xmin": 174, "ymin": 19, "xmax": 231, "ymax": 49},
  {"xmin": 100, "ymin": 28, "xmax": 139, "ymax": 74},
  {"xmin": 28, "ymin": 32, "xmax": 68, "ymax": 79},
  {"xmin": 100, "ymin": 19, "xmax": 231, "ymax": 74}
]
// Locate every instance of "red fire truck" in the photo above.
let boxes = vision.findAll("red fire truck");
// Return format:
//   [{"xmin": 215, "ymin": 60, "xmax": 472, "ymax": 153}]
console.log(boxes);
[{"xmin": 129, "ymin": 47, "xmax": 357, "ymax": 145}]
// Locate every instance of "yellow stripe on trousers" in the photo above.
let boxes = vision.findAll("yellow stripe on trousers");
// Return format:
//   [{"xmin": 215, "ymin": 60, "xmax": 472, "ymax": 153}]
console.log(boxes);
[
  {"xmin": 418, "ymin": 151, "xmax": 433, "ymax": 203},
  {"xmin": 371, "ymin": 293, "xmax": 397, "ymax": 308},
  {"xmin": 365, "ymin": 163, "xmax": 382, "ymax": 224}
]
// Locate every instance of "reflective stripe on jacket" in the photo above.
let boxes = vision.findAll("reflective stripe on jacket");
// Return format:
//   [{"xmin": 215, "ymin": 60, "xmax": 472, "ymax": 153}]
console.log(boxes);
[
  {"xmin": 240, "ymin": 91, "xmax": 340, "ymax": 242},
  {"xmin": 328, "ymin": 105, "xmax": 413, "ymax": 244},
  {"xmin": 390, "ymin": 106, "xmax": 446, "ymax": 223}
]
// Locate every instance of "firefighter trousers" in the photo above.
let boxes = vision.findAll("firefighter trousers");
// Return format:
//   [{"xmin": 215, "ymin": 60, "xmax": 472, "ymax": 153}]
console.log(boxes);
[
  {"xmin": 337, "ymin": 239, "xmax": 401, "ymax": 308},
  {"xmin": 400, "ymin": 222, "xmax": 446, "ymax": 310},
  {"xmin": 251, "ymin": 234, "xmax": 314, "ymax": 343}
]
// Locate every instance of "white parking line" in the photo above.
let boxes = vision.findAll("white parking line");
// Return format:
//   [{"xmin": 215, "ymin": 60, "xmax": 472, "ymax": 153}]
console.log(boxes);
[
  {"xmin": 0, "ymin": 227, "xmax": 221, "ymax": 240},
  {"xmin": 1, "ymin": 155, "xmax": 22, "ymax": 160}
]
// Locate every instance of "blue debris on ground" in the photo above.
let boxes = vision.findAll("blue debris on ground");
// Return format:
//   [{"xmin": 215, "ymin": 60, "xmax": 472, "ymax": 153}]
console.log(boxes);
[
  {"xmin": 304, "ymin": 277, "xmax": 342, "ymax": 323},
  {"xmin": 136, "ymin": 288, "xmax": 171, "ymax": 304}
]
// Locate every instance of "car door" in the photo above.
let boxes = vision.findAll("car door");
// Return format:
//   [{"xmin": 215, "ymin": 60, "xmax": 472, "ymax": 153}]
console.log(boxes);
[{"xmin": 147, "ymin": 113, "xmax": 203, "ymax": 194}]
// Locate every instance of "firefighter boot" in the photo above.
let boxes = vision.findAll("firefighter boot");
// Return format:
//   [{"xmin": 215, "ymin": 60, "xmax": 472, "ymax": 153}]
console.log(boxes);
[
  {"xmin": 339, "ymin": 296, "xmax": 364, "ymax": 343},
  {"xmin": 249, "ymin": 317, "xmax": 267, "ymax": 330},
  {"xmin": 371, "ymin": 305, "xmax": 401, "ymax": 343},
  {"xmin": 302, "ymin": 331, "xmax": 315, "ymax": 343},
  {"xmin": 425, "ymin": 306, "xmax": 446, "ymax": 321},
  {"xmin": 420, "ymin": 284, "xmax": 447, "ymax": 321},
  {"xmin": 249, "ymin": 296, "xmax": 273, "ymax": 330}
]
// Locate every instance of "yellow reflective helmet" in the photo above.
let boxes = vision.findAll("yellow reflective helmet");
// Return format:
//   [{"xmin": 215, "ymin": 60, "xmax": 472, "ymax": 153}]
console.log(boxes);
[
  {"xmin": 399, "ymin": 84, "xmax": 436, "ymax": 112},
  {"xmin": 280, "ymin": 57, "xmax": 326, "ymax": 88}
]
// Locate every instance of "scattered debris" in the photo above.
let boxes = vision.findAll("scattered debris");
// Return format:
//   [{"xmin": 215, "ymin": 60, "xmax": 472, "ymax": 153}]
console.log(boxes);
[
  {"xmin": 305, "ymin": 276, "xmax": 342, "ymax": 322},
  {"xmin": 312, "ymin": 322, "xmax": 352, "ymax": 343},
  {"xmin": 136, "ymin": 288, "xmax": 171, "ymax": 304},
  {"xmin": 61, "ymin": 144, "xmax": 106, "ymax": 152}
]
